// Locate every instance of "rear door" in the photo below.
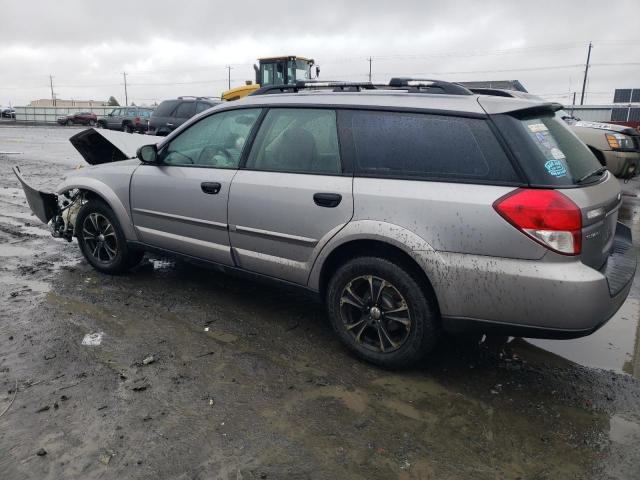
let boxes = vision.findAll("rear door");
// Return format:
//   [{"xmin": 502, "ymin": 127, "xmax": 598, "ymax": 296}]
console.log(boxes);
[
  {"xmin": 130, "ymin": 108, "xmax": 262, "ymax": 264},
  {"xmin": 107, "ymin": 108, "xmax": 121, "ymax": 129},
  {"xmin": 228, "ymin": 108, "xmax": 353, "ymax": 284}
]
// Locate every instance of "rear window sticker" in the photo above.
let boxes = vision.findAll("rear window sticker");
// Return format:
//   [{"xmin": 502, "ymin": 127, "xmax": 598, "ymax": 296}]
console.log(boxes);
[
  {"xmin": 550, "ymin": 147, "xmax": 566, "ymax": 160},
  {"xmin": 527, "ymin": 123, "xmax": 549, "ymax": 133},
  {"xmin": 544, "ymin": 159, "xmax": 567, "ymax": 177}
]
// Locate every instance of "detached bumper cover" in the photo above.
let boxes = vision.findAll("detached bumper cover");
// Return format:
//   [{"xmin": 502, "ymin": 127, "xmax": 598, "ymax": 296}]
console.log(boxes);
[{"xmin": 12, "ymin": 166, "xmax": 59, "ymax": 224}]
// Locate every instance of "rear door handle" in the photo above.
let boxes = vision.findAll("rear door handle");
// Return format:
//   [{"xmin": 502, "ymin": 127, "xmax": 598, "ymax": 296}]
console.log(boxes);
[
  {"xmin": 313, "ymin": 193, "xmax": 342, "ymax": 208},
  {"xmin": 201, "ymin": 182, "xmax": 221, "ymax": 194}
]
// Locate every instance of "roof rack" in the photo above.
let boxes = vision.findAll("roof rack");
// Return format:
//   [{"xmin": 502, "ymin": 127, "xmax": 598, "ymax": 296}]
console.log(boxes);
[
  {"xmin": 250, "ymin": 80, "xmax": 377, "ymax": 96},
  {"xmin": 177, "ymin": 96, "xmax": 220, "ymax": 101},
  {"xmin": 388, "ymin": 78, "xmax": 473, "ymax": 95},
  {"xmin": 249, "ymin": 78, "xmax": 473, "ymax": 96}
]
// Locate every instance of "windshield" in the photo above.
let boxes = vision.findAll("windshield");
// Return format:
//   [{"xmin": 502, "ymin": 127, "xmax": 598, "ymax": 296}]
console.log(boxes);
[
  {"xmin": 493, "ymin": 111, "xmax": 602, "ymax": 186},
  {"xmin": 287, "ymin": 60, "xmax": 310, "ymax": 83}
]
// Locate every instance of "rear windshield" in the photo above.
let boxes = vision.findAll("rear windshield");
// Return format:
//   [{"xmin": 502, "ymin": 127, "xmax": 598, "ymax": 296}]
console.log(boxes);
[
  {"xmin": 493, "ymin": 112, "xmax": 602, "ymax": 186},
  {"xmin": 153, "ymin": 100, "xmax": 180, "ymax": 117}
]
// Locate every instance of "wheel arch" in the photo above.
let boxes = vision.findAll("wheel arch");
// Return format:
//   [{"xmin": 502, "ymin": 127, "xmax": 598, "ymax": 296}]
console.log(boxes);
[
  {"xmin": 314, "ymin": 238, "xmax": 439, "ymax": 314},
  {"xmin": 56, "ymin": 179, "xmax": 137, "ymax": 241}
]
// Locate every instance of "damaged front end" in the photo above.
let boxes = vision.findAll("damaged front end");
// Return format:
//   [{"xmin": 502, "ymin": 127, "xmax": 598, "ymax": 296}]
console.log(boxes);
[{"xmin": 12, "ymin": 166, "xmax": 83, "ymax": 242}]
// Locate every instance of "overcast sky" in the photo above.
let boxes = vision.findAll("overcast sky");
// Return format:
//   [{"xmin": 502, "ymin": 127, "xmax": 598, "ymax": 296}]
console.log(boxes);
[{"xmin": 1, "ymin": 0, "xmax": 639, "ymax": 107}]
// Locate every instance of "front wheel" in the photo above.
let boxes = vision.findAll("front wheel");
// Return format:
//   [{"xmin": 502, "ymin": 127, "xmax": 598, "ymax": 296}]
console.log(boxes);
[
  {"xmin": 326, "ymin": 256, "xmax": 439, "ymax": 368},
  {"xmin": 76, "ymin": 201, "xmax": 143, "ymax": 274}
]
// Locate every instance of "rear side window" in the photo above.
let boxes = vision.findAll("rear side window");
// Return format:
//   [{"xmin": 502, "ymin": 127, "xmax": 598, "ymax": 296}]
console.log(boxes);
[
  {"xmin": 175, "ymin": 102, "xmax": 196, "ymax": 119},
  {"xmin": 492, "ymin": 112, "xmax": 602, "ymax": 186},
  {"xmin": 153, "ymin": 100, "xmax": 179, "ymax": 117},
  {"xmin": 196, "ymin": 102, "xmax": 214, "ymax": 113},
  {"xmin": 342, "ymin": 110, "xmax": 519, "ymax": 183}
]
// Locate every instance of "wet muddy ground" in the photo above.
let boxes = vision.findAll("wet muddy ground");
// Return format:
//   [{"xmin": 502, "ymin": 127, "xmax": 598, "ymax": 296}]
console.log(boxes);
[{"xmin": 1, "ymin": 125, "xmax": 639, "ymax": 479}]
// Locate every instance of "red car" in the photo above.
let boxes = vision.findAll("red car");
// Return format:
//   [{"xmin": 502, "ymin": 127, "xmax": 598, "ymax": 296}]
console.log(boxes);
[{"xmin": 57, "ymin": 112, "xmax": 97, "ymax": 126}]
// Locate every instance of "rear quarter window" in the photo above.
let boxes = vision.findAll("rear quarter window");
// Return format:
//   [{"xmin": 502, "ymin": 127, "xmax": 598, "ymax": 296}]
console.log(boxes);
[
  {"xmin": 491, "ymin": 112, "xmax": 602, "ymax": 186},
  {"xmin": 153, "ymin": 100, "xmax": 180, "ymax": 117},
  {"xmin": 340, "ymin": 110, "xmax": 519, "ymax": 183}
]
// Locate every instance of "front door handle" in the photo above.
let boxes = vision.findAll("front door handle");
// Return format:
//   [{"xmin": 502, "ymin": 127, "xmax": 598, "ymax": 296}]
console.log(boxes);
[
  {"xmin": 313, "ymin": 193, "xmax": 342, "ymax": 208},
  {"xmin": 166, "ymin": 122, "xmax": 174, "ymax": 127},
  {"xmin": 201, "ymin": 182, "xmax": 221, "ymax": 195}
]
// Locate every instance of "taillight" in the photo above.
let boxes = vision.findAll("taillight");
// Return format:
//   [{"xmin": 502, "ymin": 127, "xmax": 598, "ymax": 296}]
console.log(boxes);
[
  {"xmin": 134, "ymin": 116, "xmax": 141, "ymax": 124},
  {"xmin": 493, "ymin": 189, "xmax": 582, "ymax": 255}
]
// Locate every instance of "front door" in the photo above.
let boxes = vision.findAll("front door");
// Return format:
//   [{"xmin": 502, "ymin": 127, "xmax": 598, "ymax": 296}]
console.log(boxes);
[
  {"xmin": 130, "ymin": 107, "xmax": 263, "ymax": 264},
  {"xmin": 228, "ymin": 108, "xmax": 353, "ymax": 285}
]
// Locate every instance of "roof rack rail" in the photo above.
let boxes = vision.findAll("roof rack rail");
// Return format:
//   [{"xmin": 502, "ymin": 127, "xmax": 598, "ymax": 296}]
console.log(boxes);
[
  {"xmin": 250, "ymin": 80, "xmax": 377, "ymax": 96},
  {"xmin": 177, "ymin": 96, "xmax": 219, "ymax": 100},
  {"xmin": 388, "ymin": 78, "xmax": 473, "ymax": 96}
]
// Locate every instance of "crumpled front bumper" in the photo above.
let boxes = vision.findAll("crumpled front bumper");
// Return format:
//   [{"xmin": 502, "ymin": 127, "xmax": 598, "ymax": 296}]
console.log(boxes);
[{"xmin": 12, "ymin": 166, "xmax": 59, "ymax": 224}]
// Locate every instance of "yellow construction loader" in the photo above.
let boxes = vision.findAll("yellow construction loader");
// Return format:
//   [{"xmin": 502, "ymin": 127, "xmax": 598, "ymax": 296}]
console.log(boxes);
[{"xmin": 222, "ymin": 56, "xmax": 319, "ymax": 101}]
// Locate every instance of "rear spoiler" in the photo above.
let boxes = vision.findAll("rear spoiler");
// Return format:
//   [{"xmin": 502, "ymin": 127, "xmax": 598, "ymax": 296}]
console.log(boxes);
[
  {"xmin": 69, "ymin": 128, "xmax": 160, "ymax": 165},
  {"xmin": 12, "ymin": 166, "xmax": 59, "ymax": 223}
]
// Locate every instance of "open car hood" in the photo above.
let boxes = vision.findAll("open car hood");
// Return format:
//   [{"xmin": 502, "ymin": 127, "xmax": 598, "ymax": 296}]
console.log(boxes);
[{"xmin": 69, "ymin": 128, "xmax": 160, "ymax": 165}]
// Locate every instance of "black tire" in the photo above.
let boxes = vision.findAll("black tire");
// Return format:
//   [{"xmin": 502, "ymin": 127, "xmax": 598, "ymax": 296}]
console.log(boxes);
[
  {"xmin": 65, "ymin": 119, "xmax": 71, "ymax": 126},
  {"xmin": 76, "ymin": 200, "xmax": 143, "ymax": 274},
  {"xmin": 326, "ymin": 256, "xmax": 439, "ymax": 368},
  {"xmin": 97, "ymin": 121, "xmax": 106, "ymax": 129},
  {"xmin": 123, "ymin": 123, "xmax": 133, "ymax": 133}
]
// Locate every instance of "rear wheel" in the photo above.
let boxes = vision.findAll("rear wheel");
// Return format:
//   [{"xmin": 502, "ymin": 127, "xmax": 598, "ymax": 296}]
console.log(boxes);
[
  {"xmin": 123, "ymin": 123, "xmax": 133, "ymax": 133},
  {"xmin": 326, "ymin": 256, "xmax": 439, "ymax": 368},
  {"xmin": 76, "ymin": 201, "xmax": 143, "ymax": 274},
  {"xmin": 89, "ymin": 119, "xmax": 96, "ymax": 126}
]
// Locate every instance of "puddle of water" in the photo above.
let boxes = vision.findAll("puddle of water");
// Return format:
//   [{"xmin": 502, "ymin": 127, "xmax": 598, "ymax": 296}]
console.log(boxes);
[
  {"xmin": 0, "ymin": 244, "xmax": 34, "ymax": 257},
  {"xmin": 527, "ymin": 298, "xmax": 640, "ymax": 378},
  {"xmin": 609, "ymin": 414, "xmax": 640, "ymax": 445},
  {"xmin": 0, "ymin": 276, "xmax": 51, "ymax": 294}
]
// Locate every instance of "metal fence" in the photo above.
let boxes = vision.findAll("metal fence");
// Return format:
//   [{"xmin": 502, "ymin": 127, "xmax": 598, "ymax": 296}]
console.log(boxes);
[{"xmin": 14, "ymin": 106, "xmax": 117, "ymax": 124}]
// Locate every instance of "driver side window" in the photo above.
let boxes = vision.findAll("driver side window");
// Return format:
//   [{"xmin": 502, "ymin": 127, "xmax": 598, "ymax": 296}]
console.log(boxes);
[{"xmin": 160, "ymin": 108, "xmax": 262, "ymax": 168}]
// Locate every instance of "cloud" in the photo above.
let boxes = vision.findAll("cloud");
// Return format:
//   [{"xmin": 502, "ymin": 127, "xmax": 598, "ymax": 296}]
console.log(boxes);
[{"xmin": 1, "ymin": 0, "xmax": 639, "ymax": 106}]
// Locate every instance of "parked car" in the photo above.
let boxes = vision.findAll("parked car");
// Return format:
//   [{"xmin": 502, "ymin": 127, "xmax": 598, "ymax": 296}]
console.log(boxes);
[
  {"xmin": 1, "ymin": 108, "xmax": 16, "ymax": 118},
  {"xmin": 560, "ymin": 115, "xmax": 640, "ymax": 178},
  {"xmin": 14, "ymin": 79, "xmax": 636, "ymax": 368},
  {"xmin": 468, "ymin": 88, "xmax": 640, "ymax": 179},
  {"xmin": 97, "ymin": 106, "xmax": 155, "ymax": 133},
  {"xmin": 57, "ymin": 111, "xmax": 98, "ymax": 126},
  {"xmin": 148, "ymin": 97, "xmax": 220, "ymax": 136}
]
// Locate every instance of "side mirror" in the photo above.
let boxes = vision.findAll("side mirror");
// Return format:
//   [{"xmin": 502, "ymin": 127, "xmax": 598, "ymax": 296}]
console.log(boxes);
[{"xmin": 137, "ymin": 144, "xmax": 158, "ymax": 164}]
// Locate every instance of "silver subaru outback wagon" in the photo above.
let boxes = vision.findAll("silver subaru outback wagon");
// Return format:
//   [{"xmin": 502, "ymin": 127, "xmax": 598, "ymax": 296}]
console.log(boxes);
[{"xmin": 14, "ymin": 80, "xmax": 637, "ymax": 368}]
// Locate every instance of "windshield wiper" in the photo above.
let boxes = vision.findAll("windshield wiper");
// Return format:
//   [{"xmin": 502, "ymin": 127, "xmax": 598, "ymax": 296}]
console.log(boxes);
[{"xmin": 576, "ymin": 166, "xmax": 608, "ymax": 185}]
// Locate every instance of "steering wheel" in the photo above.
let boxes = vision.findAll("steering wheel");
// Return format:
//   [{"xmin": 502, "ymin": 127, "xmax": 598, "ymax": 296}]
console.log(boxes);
[
  {"xmin": 198, "ymin": 146, "xmax": 233, "ymax": 167},
  {"xmin": 166, "ymin": 150, "xmax": 194, "ymax": 165}
]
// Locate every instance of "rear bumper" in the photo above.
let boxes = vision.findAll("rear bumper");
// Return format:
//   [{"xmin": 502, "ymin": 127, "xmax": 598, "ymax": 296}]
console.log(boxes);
[{"xmin": 416, "ymin": 222, "xmax": 636, "ymax": 339}]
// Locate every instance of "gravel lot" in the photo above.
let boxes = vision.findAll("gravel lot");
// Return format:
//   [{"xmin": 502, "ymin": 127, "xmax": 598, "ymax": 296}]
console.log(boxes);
[{"xmin": 1, "ymin": 124, "xmax": 640, "ymax": 479}]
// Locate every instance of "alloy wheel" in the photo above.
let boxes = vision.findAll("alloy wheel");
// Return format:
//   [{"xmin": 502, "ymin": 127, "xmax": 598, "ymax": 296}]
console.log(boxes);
[
  {"xmin": 82, "ymin": 213, "xmax": 118, "ymax": 263},
  {"xmin": 339, "ymin": 275, "xmax": 411, "ymax": 353}
]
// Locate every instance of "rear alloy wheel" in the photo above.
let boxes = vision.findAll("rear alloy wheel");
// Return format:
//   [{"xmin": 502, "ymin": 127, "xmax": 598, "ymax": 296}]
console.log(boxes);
[
  {"xmin": 89, "ymin": 119, "xmax": 96, "ymax": 127},
  {"xmin": 327, "ymin": 256, "xmax": 439, "ymax": 368},
  {"xmin": 76, "ymin": 201, "xmax": 143, "ymax": 274}
]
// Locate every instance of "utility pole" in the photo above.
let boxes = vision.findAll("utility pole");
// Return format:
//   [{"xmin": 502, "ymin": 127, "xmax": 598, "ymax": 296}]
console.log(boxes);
[
  {"xmin": 226, "ymin": 65, "xmax": 233, "ymax": 90},
  {"xmin": 49, "ymin": 75, "xmax": 55, "ymax": 106},
  {"xmin": 579, "ymin": 42, "xmax": 592, "ymax": 106},
  {"xmin": 367, "ymin": 57, "xmax": 372, "ymax": 83},
  {"xmin": 123, "ymin": 72, "xmax": 129, "ymax": 106}
]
